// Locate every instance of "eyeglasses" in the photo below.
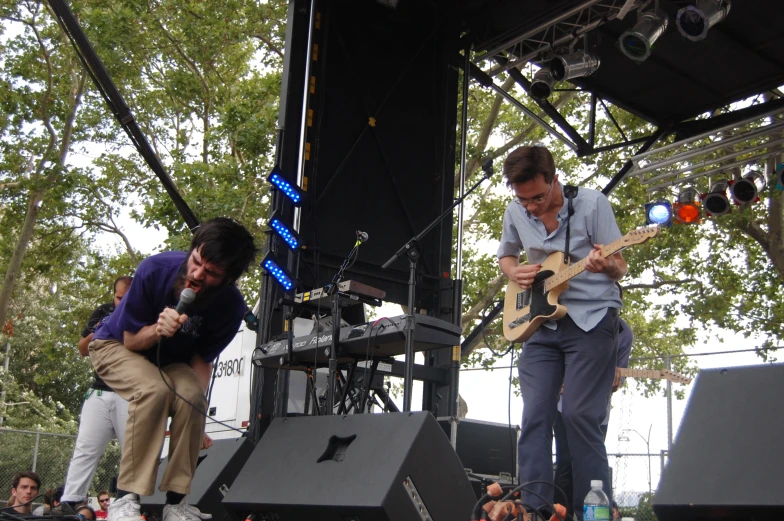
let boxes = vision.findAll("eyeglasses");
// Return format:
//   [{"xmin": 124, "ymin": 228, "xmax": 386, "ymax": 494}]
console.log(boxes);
[
  {"xmin": 514, "ymin": 182, "xmax": 554, "ymax": 207},
  {"xmin": 99, "ymin": 499, "xmax": 110, "ymax": 503}
]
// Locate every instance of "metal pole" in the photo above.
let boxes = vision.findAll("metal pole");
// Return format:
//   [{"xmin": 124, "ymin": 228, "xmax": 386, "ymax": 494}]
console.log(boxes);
[
  {"xmin": 632, "ymin": 104, "xmax": 784, "ymax": 163},
  {"xmin": 475, "ymin": 0, "xmax": 604, "ymax": 64},
  {"xmin": 487, "ymin": 82, "xmax": 578, "ymax": 152},
  {"xmin": 32, "ymin": 427, "xmax": 40, "ymax": 471},
  {"xmin": 666, "ymin": 356, "xmax": 673, "ymax": 452},
  {"xmin": 0, "ymin": 341, "xmax": 9, "ymax": 427},
  {"xmin": 456, "ymin": 57, "xmax": 469, "ymax": 279},
  {"xmin": 293, "ymin": 0, "xmax": 317, "ymax": 234},
  {"xmin": 647, "ymin": 424, "xmax": 653, "ymax": 495},
  {"xmin": 449, "ymin": 46, "xmax": 471, "ymax": 446}
]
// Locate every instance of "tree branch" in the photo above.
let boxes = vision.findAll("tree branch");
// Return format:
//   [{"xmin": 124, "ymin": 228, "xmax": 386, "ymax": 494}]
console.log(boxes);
[
  {"xmin": 461, "ymin": 273, "xmax": 505, "ymax": 329},
  {"xmin": 623, "ymin": 278, "xmax": 701, "ymax": 290}
]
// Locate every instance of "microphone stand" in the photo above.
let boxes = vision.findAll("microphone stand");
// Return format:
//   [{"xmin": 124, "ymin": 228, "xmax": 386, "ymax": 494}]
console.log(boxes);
[
  {"xmin": 381, "ymin": 160, "xmax": 494, "ymax": 411},
  {"xmin": 325, "ymin": 236, "xmax": 363, "ymax": 414}
]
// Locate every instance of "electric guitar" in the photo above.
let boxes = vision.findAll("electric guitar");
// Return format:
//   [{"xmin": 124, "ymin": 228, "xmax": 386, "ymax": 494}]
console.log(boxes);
[
  {"xmin": 617, "ymin": 368, "xmax": 692, "ymax": 385},
  {"xmin": 502, "ymin": 225, "xmax": 661, "ymax": 343}
]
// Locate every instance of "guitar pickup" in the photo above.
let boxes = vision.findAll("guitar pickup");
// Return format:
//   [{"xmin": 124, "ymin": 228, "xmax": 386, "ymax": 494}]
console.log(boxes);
[
  {"xmin": 507, "ymin": 314, "xmax": 530, "ymax": 329},
  {"xmin": 516, "ymin": 290, "xmax": 531, "ymax": 310}
]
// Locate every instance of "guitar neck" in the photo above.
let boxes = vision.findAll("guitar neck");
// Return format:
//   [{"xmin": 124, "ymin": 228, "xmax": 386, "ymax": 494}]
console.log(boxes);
[
  {"xmin": 618, "ymin": 368, "xmax": 692, "ymax": 384},
  {"xmin": 544, "ymin": 236, "xmax": 626, "ymax": 291}
]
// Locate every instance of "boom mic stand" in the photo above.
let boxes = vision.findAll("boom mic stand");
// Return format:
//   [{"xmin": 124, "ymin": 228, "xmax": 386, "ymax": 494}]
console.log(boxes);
[
  {"xmin": 381, "ymin": 159, "xmax": 494, "ymax": 411},
  {"xmin": 325, "ymin": 232, "xmax": 365, "ymax": 414}
]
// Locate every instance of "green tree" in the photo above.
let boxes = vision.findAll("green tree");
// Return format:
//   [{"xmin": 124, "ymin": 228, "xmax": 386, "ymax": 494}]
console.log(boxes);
[{"xmin": 1, "ymin": 0, "xmax": 286, "ymax": 421}]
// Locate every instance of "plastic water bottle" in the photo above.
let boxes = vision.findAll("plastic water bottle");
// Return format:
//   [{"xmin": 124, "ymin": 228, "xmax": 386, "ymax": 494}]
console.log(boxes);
[{"xmin": 583, "ymin": 480, "xmax": 610, "ymax": 521}]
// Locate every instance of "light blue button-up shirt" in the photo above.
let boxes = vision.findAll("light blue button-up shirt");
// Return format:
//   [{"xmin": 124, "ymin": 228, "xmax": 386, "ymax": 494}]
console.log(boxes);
[{"xmin": 497, "ymin": 183, "xmax": 623, "ymax": 332}]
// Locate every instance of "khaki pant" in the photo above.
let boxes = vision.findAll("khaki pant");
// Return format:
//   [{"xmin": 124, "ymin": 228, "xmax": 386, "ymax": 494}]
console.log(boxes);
[{"xmin": 89, "ymin": 339, "xmax": 206, "ymax": 496}]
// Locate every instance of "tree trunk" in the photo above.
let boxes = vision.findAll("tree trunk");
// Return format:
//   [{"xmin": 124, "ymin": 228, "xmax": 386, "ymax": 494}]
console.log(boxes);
[{"xmin": 0, "ymin": 72, "xmax": 85, "ymax": 331}]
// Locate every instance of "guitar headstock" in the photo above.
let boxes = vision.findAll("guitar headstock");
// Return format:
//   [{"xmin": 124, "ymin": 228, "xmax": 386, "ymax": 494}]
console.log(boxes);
[
  {"xmin": 622, "ymin": 225, "xmax": 661, "ymax": 246},
  {"xmin": 662, "ymin": 369, "xmax": 692, "ymax": 385}
]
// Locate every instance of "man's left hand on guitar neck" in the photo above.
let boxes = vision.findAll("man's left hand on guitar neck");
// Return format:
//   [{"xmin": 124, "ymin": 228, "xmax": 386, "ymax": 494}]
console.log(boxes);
[{"xmin": 584, "ymin": 244, "xmax": 627, "ymax": 280}]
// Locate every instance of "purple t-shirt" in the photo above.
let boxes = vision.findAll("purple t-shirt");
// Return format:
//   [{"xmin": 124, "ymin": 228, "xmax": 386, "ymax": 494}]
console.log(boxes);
[{"xmin": 94, "ymin": 251, "xmax": 245, "ymax": 367}]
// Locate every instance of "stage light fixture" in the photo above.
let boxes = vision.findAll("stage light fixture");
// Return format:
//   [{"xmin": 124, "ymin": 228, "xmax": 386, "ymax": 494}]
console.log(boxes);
[
  {"xmin": 645, "ymin": 200, "xmax": 673, "ymax": 227},
  {"xmin": 729, "ymin": 169, "xmax": 766, "ymax": 205},
  {"xmin": 702, "ymin": 180, "xmax": 731, "ymax": 216},
  {"xmin": 673, "ymin": 186, "xmax": 701, "ymax": 224},
  {"xmin": 530, "ymin": 69, "xmax": 555, "ymax": 100},
  {"xmin": 268, "ymin": 210, "xmax": 300, "ymax": 251},
  {"xmin": 267, "ymin": 168, "xmax": 303, "ymax": 206},
  {"xmin": 619, "ymin": 9, "xmax": 669, "ymax": 62},
  {"xmin": 550, "ymin": 51, "xmax": 601, "ymax": 81},
  {"xmin": 676, "ymin": 0, "xmax": 731, "ymax": 42},
  {"xmin": 261, "ymin": 251, "xmax": 297, "ymax": 292},
  {"xmin": 775, "ymin": 163, "xmax": 783, "ymax": 191}
]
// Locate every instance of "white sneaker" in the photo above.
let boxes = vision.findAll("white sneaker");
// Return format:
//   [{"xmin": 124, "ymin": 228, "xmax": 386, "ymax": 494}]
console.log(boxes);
[
  {"xmin": 162, "ymin": 500, "xmax": 212, "ymax": 521},
  {"xmin": 108, "ymin": 494, "xmax": 144, "ymax": 521}
]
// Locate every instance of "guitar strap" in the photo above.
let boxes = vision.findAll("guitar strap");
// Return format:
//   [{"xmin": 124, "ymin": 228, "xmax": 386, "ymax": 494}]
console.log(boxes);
[{"xmin": 563, "ymin": 185, "xmax": 578, "ymax": 264}]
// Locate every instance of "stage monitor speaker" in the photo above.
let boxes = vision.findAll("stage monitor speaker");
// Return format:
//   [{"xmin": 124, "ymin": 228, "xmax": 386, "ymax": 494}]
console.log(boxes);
[
  {"xmin": 141, "ymin": 437, "xmax": 255, "ymax": 521},
  {"xmin": 223, "ymin": 412, "xmax": 475, "ymax": 521},
  {"xmin": 654, "ymin": 364, "xmax": 784, "ymax": 521},
  {"xmin": 437, "ymin": 417, "xmax": 518, "ymax": 478}
]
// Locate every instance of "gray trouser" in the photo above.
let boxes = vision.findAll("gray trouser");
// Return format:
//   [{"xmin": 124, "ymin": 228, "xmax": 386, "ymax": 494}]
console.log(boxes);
[{"xmin": 517, "ymin": 309, "xmax": 617, "ymax": 519}]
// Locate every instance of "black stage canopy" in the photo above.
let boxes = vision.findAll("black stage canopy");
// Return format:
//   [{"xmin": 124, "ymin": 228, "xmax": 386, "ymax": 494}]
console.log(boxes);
[{"xmin": 463, "ymin": 0, "xmax": 784, "ymax": 127}]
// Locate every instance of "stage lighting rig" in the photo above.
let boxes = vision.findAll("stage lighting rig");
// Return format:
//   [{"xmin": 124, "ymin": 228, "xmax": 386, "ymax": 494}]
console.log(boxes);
[
  {"xmin": 530, "ymin": 68, "xmax": 555, "ymax": 100},
  {"xmin": 620, "ymin": 9, "xmax": 669, "ymax": 62},
  {"xmin": 645, "ymin": 199, "xmax": 673, "ymax": 227},
  {"xmin": 702, "ymin": 180, "xmax": 731, "ymax": 216},
  {"xmin": 268, "ymin": 210, "xmax": 301, "ymax": 251},
  {"xmin": 730, "ymin": 169, "xmax": 766, "ymax": 205},
  {"xmin": 676, "ymin": 0, "xmax": 731, "ymax": 42},
  {"xmin": 261, "ymin": 251, "xmax": 297, "ymax": 292},
  {"xmin": 267, "ymin": 168, "xmax": 304, "ymax": 206},
  {"xmin": 550, "ymin": 50, "xmax": 601, "ymax": 81},
  {"xmin": 673, "ymin": 186, "xmax": 701, "ymax": 225}
]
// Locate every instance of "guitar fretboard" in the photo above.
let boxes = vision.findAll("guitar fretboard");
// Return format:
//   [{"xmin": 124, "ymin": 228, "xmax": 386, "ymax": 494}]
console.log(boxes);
[
  {"xmin": 544, "ymin": 236, "xmax": 627, "ymax": 291},
  {"xmin": 618, "ymin": 368, "xmax": 692, "ymax": 384}
]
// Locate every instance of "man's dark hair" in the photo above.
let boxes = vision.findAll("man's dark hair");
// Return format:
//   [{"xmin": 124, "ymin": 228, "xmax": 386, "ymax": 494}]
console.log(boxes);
[
  {"xmin": 190, "ymin": 217, "xmax": 258, "ymax": 283},
  {"xmin": 11, "ymin": 471, "xmax": 41, "ymax": 490},
  {"xmin": 502, "ymin": 145, "xmax": 556, "ymax": 186},
  {"xmin": 97, "ymin": 490, "xmax": 110, "ymax": 499},
  {"xmin": 52, "ymin": 484, "xmax": 64, "ymax": 503},
  {"xmin": 113, "ymin": 276, "xmax": 133, "ymax": 293}
]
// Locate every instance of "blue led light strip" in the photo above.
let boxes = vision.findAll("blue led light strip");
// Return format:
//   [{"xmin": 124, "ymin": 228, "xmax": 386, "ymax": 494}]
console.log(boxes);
[
  {"xmin": 269, "ymin": 172, "xmax": 301, "ymax": 204},
  {"xmin": 270, "ymin": 218, "xmax": 299, "ymax": 250},
  {"xmin": 263, "ymin": 258, "xmax": 294, "ymax": 291}
]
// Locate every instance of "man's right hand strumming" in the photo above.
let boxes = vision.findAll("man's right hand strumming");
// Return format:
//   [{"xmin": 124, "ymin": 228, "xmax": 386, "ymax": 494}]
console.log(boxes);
[{"xmin": 500, "ymin": 257, "xmax": 542, "ymax": 290}]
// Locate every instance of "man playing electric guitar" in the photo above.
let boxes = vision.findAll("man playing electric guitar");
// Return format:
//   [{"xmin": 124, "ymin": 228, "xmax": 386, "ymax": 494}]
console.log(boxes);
[{"xmin": 497, "ymin": 145, "xmax": 627, "ymax": 520}]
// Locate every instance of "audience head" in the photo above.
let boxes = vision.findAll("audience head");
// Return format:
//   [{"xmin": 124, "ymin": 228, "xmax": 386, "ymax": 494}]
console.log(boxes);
[{"xmin": 10, "ymin": 471, "xmax": 40, "ymax": 513}]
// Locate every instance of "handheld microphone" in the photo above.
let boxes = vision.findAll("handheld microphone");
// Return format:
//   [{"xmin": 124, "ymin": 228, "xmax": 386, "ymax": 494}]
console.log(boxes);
[
  {"xmin": 356, "ymin": 230, "xmax": 369, "ymax": 243},
  {"xmin": 175, "ymin": 288, "xmax": 196, "ymax": 314}
]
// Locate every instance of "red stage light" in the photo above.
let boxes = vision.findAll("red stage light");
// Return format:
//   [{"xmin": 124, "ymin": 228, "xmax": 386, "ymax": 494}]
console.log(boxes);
[{"xmin": 674, "ymin": 187, "xmax": 701, "ymax": 225}]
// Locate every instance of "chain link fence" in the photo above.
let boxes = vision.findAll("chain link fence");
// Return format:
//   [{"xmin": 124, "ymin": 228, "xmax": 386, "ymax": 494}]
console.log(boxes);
[
  {"xmin": 610, "ymin": 452, "xmax": 667, "ymax": 521},
  {"xmin": 0, "ymin": 428, "xmax": 120, "ymax": 504}
]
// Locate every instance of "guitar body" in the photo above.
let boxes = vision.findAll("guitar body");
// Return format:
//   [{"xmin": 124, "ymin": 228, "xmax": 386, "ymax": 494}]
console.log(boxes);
[{"xmin": 503, "ymin": 251, "xmax": 571, "ymax": 343}]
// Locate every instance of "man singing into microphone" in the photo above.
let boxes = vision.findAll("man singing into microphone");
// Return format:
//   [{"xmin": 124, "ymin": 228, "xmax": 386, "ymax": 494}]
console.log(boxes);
[{"xmin": 89, "ymin": 218, "xmax": 257, "ymax": 521}]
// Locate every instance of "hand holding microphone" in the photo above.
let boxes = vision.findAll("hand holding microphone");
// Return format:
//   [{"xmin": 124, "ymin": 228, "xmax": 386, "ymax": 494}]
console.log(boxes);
[{"xmin": 156, "ymin": 288, "xmax": 196, "ymax": 337}]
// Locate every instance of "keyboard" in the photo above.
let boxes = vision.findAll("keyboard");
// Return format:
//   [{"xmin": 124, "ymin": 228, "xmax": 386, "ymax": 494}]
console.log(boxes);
[{"xmin": 252, "ymin": 314, "xmax": 461, "ymax": 368}]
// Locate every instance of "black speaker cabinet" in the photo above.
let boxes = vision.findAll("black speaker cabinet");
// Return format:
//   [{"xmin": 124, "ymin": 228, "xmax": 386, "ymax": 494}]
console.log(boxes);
[
  {"xmin": 654, "ymin": 364, "xmax": 784, "ymax": 520},
  {"xmin": 437, "ymin": 417, "xmax": 518, "ymax": 478},
  {"xmin": 223, "ymin": 412, "xmax": 475, "ymax": 521},
  {"xmin": 141, "ymin": 437, "xmax": 255, "ymax": 521}
]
